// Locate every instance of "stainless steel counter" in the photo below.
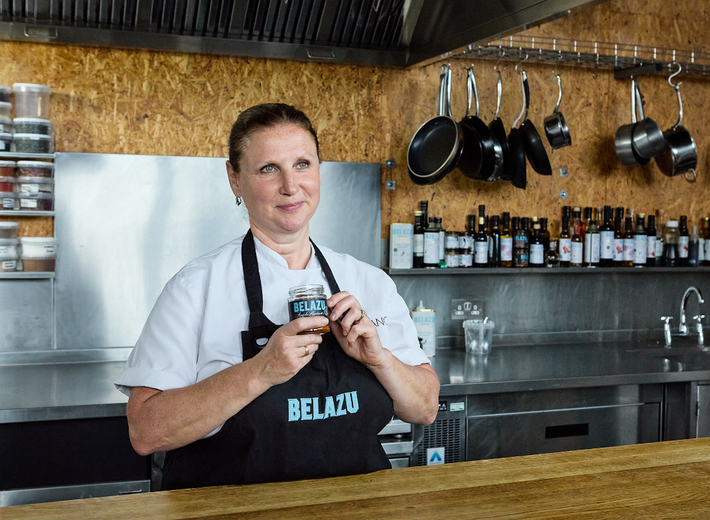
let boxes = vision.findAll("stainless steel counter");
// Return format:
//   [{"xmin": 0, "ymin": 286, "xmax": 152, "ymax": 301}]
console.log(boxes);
[
  {"xmin": 3, "ymin": 341, "xmax": 710, "ymax": 423},
  {"xmin": 433, "ymin": 340, "xmax": 710, "ymax": 396}
]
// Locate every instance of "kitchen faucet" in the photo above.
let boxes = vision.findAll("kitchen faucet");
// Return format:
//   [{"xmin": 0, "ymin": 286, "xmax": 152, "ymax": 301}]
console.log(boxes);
[{"xmin": 679, "ymin": 286, "xmax": 704, "ymax": 336}]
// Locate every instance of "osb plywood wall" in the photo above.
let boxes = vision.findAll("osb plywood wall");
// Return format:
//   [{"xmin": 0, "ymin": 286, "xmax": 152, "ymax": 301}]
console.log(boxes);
[{"xmin": 0, "ymin": 0, "xmax": 707, "ymax": 239}]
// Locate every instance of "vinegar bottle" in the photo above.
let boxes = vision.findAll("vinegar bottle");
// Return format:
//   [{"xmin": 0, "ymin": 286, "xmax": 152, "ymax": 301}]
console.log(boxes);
[
  {"xmin": 646, "ymin": 215, "xmax": 658, "ymax": 266},
  {"xmin": 633, "ymin": 214, "xmax": 647, "ymax": 267},
  {"xmin": 678, "ymin": 216, "xmax": 690, "ymax": 266},
  {"xmin": 413, "ymin": 211, "xmax": 424, "ymax": 268},
  {"xmin": 664, "ymin": 221, "xmax": 680, "ymax": 267},
  {"xmin": 689, "ymin": 225, "xmax": 700, "ymax": 267},
  {"xmin": 529, "ymin": 224, "xmax": 545, "ymax": 267},
  {"xmin": 559, "ymin": 217, "xmax": 572, "ymax": 267},
  {"xmin": 622, "ymin": 217, "xmax": 634, "ymax": 267},
  {"xmin": 599, "ymin": 206, "xmax": 614, "ymax": 267},
  {"xmin": 474, "ymin": 216, "xmax": 489, "ymax": 268}
]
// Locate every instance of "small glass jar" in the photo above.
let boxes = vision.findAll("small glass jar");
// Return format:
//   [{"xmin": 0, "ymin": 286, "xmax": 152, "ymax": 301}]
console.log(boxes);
[
  {"xmin": 288, "ymin": 284, "xmax": 331, "ymax": 335},
  {"xmin": 445, "ymin": 248, "xmax": 460, "ymax": 268}
]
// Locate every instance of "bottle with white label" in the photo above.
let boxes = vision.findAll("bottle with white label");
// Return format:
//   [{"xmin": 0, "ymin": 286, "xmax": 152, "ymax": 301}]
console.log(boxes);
[
  {"xmin": 389, "ymin": 223, "xmax": 413, "ymax": 269},
  {"xmin": 558, "ymin": 217, "xmax": 572, "ymax": 267},
  {"xmin": 412, "ymin": 301, "xmax": 436, "ymax": 357},
  {"xmin": 613, "ymin": 216, "xmax": 624, "ymax": 266},
  {"xmin": 689, "ymin": 225, "xmax": 700, "ymax": 267},
  {"xmin": 599, "ymin": 205, "xmax": 614, "ymax": 267},
  {"xmin": 413, "ymin": 211, "xmax": 424, "ymax": 268},
  {"xmin": 633, "ymin": 214, "xmax": 647, "ymax": 267},
  {"xmin": 622, "ymin": 217, "xmax": 634, "ymax": 267},
  {"xmin": 423, "ymin": 217, "xmax": 440, "ymax": 268},
  {"xmin": 646, "ymin": 215, "xmax": 658, "ymax": 266},
  {"xmin": 474, "ymin": 216, "xmax": 489, "ymax": 267},
  {"xmin": 529, "ymin": 224, "xmax": 545, "ymax": 267},
  {"xmin": 500, "ymin": 212, "xmax": 513, "ymax": 267},
  {"xmin": 585, "ymin": 218, "xmax": 600, "ymax": 267},
  {"xmin": 678, "ymin": 216, "xmax": 690, "ymax": 266}
]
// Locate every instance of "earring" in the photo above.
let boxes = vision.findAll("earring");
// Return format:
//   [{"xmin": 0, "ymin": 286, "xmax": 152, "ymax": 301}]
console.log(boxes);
[{"xmin": 235, "ymin": 197, "xmax": 242, "ymax": 206}]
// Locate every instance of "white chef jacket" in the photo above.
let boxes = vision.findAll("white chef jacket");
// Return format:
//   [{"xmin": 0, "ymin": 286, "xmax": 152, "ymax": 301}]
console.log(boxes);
[{"xmin": 115, "ymin": 234, "xmax": 429, "ymax": 397}]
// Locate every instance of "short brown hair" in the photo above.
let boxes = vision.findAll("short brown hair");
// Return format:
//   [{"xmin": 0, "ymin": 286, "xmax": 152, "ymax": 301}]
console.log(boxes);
[{"xmin": 228, "ymin": 103, "xmax": 320, "ymax": 173}]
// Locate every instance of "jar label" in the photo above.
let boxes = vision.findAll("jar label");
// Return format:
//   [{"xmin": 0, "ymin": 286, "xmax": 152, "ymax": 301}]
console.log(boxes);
[
  {"xmin": 0, "ymin": 246, "xmax": 12, "ymax": 254},
  {"xmin": 2, "ymin": 198, "xmax": 12, "ymax": 208},
  {"xmin": 460, "ymin": 253, "xmax": 473, "ymax": 267},
  {"xmin": 423, "ymin": 232, "xmax": 439, "ymax": 264},
  {"xmin": 613, "ymin": 238, "xmax": 624, "ymax": 261},
  {"xmin": 20, "ymin": 198, "xmax": 37, "ymax": 208},
  {"xmin": 288, "ymin": 297, "xmax": 329, "ymax": 322},
  {"xmin": 20, "ymin": 184, "xmax": 39, "ymax": 194},
  {"xmin": 647, "ymin": 236, "xmax": 657, "ymax": 258},
  {"xmin": 43, "ymin": 245, "xmax": 56, "ymax": 255},
  {"xmin": 474, "ymin": 241, "xmax": 488, "ymax": 264},
  {"xmin": 1, "ymin": 260, "xmax": 16, "ymax": 270},
  {"xmin": 623, "ymin": 238, "xmax": 635, "ymax": 261},
  {"xmin": 634, "ymin": 235, "xmax": 647, "ymax": 264},
  {"xmin": 679, "ymin": 236, "xmax": 689, "ymax": 258},
  {"xmin": 445, "ymin": 253, "xmax": 460, "ymax": 268}
]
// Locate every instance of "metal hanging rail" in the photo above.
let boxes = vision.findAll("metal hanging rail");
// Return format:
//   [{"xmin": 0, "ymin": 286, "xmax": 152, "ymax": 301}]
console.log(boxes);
[{"xmin": 443, "ymin": 35, "xmax": 710, "ymax": 78}]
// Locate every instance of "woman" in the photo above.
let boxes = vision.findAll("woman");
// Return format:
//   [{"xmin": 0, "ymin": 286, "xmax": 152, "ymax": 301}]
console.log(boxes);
[{"xmin": 115, "ymin": 103, "xmax": 440, "ymax": 490}]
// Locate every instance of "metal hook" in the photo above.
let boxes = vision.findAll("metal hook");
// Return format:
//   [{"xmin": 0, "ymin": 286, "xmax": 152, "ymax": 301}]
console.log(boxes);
[
  {"xmin": 668, "ymin": 62, "xmax": 683, "ymax": 89},
  {"xmin": 494, "ymin": 48, "xmax": 506, "ymax": 71},
  {"xmin": 514, "ymin": 53, "xmax": 529, "ymax": 72}
]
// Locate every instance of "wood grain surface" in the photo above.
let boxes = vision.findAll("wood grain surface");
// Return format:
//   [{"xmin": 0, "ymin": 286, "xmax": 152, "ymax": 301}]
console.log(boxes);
[{"xmin": 3, "ymin": 438, "xmax": 710, "ymax": 519}]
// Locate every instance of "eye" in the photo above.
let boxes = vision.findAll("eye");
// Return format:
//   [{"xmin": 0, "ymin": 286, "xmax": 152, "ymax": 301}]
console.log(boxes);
[
  {"xmin": 296, "ymin": 161, "xmax": 310, "ymax": 169},
  {"xmin": 260, "ymin": 164, "xmax": 277, "ymax": 173}
]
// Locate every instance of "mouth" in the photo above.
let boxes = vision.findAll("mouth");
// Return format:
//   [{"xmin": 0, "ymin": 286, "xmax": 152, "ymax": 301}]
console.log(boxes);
[{"xmin": 278, "ymin": 201, "xmax": 304, "ymax": 212}]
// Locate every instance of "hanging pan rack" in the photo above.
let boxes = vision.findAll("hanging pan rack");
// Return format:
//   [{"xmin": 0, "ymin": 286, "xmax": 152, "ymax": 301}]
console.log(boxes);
[{"xmin": 442, "ymin": 35, "xmax": 710, "ymax": 79}]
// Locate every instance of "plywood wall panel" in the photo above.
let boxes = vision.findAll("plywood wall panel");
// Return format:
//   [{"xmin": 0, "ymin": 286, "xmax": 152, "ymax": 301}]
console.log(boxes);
[{"xmin": 1, "ymin": 0, "xmax": 710, "ymax": 240}]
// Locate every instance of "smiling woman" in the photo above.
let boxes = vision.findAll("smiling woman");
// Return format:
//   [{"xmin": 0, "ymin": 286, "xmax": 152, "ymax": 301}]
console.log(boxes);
[{"xmin": 114, "ymin": 103, "xmax": 440, "ymax": 490}]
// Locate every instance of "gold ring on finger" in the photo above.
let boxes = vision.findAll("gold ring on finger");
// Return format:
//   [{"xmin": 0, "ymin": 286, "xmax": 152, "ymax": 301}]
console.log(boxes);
[{"xmin": 304, "ymin": 346, "xmax": 310, "ymax": 356}]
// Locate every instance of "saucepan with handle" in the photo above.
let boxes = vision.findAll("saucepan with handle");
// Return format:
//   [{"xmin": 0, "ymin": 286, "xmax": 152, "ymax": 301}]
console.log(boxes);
[
  {"xmin": 615, "ymin": 78, "xmax": 649, "ymax": 165},
  {"xmin": 631, "ymin": 80, "xmax": 666, "ymax": 161},
  {"xmin": 655, "ymin": 63, "xmax": 697, "ymax": 183},
  {"xmin": 544, "ymin": 71, "xmax": 572, "ymax": 149},
  {"xmin": 508, "ymin": 61, "xmax": 528, "ymax": 190},
  {"xmin": 489, "ymin": 54, "xmax": 512, "ymax": 181}
]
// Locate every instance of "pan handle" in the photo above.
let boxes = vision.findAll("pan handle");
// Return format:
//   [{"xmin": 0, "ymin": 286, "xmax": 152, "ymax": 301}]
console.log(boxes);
[
  {"xmin": 513, "ymin": 70, "xmax": 526, "ymax": 128},
  {"xmin": 522, "ymin": 71, "xmax": 530, "ymax": 121},
  {"xmin": 630, "ymin": 78, "xmax": 637, "ymax": 124},
  {"xmin": 553, "ymin": 72, "xmax": 563, "ymax": 115},
  {"xmin": 467, "ymin": 66, "xmax": 481, "ymax": 118},
  {"xmin": 436, "ymin": 65, "xmax": 447, "ymax": 117},
  {"xmin": 635, "ymin": 80, "xmax": 645, "ymax": 120},
  {"xmin": 494, "ymin": 69, "xmax": 502, "ymax": 119},
  {"xmin": 668, "ymin": 64, "xmax": 684, "ymax": 130},
  {"xmin": 446, "ymin": 65, "xmax": 453, "ymax": 118}
]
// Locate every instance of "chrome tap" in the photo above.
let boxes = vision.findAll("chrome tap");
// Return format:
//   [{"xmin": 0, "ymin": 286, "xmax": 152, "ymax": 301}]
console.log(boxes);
[
  {"xmin": 679, "ymin": 286, "xmax": 704, "ymax": 336},
  {"xmin": 694, "ymin": 315, "xmax": 706, "ymax": 347}
]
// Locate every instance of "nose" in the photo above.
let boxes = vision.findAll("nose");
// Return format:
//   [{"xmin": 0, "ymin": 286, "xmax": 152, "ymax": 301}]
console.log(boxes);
[{"xmin": 280, "ymin": 168, "xmax": 299, "ymax": 195}]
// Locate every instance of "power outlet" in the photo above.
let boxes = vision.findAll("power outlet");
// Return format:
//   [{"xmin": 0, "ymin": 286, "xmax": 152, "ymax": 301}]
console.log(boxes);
[{"xmin": 451, "ymin": 298, "xmax": 484, "ymax": 320}]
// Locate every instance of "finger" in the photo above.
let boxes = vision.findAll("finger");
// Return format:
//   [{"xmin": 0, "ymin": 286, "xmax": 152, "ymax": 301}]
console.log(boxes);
[
  {"xmin": 285, "ymin": 316, "xmax": 330, "ymax": 335},
  {"xmin": 328, "ymin": 295, "xmax": 359, "ymax": 327},
  {"xmin": 326, "ymin": 291, "xmax": 351, "ymax": 309}
]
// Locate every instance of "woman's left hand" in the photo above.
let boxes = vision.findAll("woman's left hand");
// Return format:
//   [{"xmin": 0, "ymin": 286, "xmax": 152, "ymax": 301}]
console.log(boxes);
[{"xmin": 327, "ymin": 291, "xmax": 387, "ymax": 369}]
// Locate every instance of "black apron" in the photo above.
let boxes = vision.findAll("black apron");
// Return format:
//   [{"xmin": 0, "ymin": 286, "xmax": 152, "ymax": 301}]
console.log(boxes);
[{"xmin": 161, "ymin": 230, "xmax": 394, "ymax": 490}]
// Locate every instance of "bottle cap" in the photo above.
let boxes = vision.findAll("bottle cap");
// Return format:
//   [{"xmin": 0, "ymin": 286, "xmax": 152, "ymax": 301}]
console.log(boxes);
[{"xmin": 667, "ymin": 221, "xmax": 679, "ymax": 228}]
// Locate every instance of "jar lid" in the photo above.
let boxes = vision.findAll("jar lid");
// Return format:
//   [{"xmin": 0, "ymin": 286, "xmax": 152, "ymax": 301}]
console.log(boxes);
[
  {"xmin": 0, "ymin": 176, "xmax": 16, "ymax": 182},
  {"xmin": 667, "ymin": 221, "xmax": 679, "ymax": 227},
  {"xmin": 17, "ymin": 176, "xmax": 54, "ymax": 184},
  {"xmin": 16, "ymin": 192, "xmax": 52, "ymax": 199},
  {"xmin": 16, "ymin": 161, "xmax": 54, "ymax": 168},
  {"xmin": 0, "ymin": 132, "xmax": 12, "ymax": 140},
  {"xmin": 20, "ymin": 237, "xmax": 57, "ymax": 244},
  {"xmin": 0, "ymin": 117, "xmax": 12, "ymax": 124},
  {"xmin": 0, "ymin": 252, "xmax": 18, "ymax": 260},
  {"xmin": 0, "ymin": 86, "xmax": 11, "ymax": 93},
  {"xmin": 0, "ymin": 222, "xmax": 18, "ymax": 229},
  {"xmin": 0, "ymin": 160, "xmax": 16, "ymax": 167},
  {"xmin": 12, "ymin": 133, "xmax": 51, "ymax": 140},
  {"xmin": 13, "ymin": 118, "xmax": 52, "ymax": 124},
  {"xmin": 0, "ymin": 238, "xmax": 19, "ymax": 245},
  {"xmin": 12, "ymin": 84, "xmax": 51, "ymax": 93},
  {"xmin": 0, "ymin": 191, "xmax": 15, "ymax": 197},
  {"xmin": 0, "ymin": 101, "xmax": 11, "ymax": 109}
]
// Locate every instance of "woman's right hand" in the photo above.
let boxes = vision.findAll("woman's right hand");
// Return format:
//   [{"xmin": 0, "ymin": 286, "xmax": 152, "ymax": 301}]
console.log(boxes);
[{"xmin": 254, "ymin": 316, "xmax": 327, "ymax": 387}]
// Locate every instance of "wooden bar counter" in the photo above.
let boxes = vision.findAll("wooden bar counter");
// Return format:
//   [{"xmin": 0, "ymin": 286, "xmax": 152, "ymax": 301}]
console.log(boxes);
[{"xmin": 4, "ymin": 438, "xmax": 710, "ymax": 519}]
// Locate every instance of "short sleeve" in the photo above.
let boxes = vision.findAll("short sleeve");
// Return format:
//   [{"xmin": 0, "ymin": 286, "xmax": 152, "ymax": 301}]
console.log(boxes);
[
  {"xmin": 114, "ymin": 271, "xmax": 204, "ymax": 396},
  {"xmin": 376, "ymin": 273, "xmax": 431, "ymax": 367}
]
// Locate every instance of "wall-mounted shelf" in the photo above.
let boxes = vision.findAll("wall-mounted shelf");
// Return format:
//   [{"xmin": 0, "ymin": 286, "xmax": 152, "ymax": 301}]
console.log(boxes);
[
  {"xmin": 0, "ymin": 152, "xmax": 55, "ymax": 160},
  {"xmin": 385, "ymin": 266, "xmax": 710, "ymax": 275},
  {"xmin": 0, "ymin": 211, "xmax": 54, "ymax": 217},
  {"xmin": 447, "ymin": 35, "xmax": 710, "ymax": 79},
  {"xmin": 0, "ymin": 272, "xmax": 54, "ymax": 279}
]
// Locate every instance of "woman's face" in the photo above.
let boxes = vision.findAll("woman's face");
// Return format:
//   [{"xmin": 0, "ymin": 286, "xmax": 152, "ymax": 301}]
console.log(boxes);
[{"xmin": 228, "ymin": 123, "xmax": 320, "ymax": 241}]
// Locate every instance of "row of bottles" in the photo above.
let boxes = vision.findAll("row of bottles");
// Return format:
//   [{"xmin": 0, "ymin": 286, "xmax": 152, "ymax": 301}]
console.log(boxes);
[{"xmin": 403, "ymin": 201, "xmax": 708, "ymax": 269}]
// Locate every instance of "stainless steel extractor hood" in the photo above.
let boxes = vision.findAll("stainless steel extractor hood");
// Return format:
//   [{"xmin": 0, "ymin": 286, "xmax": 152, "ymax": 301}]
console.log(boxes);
[{"xmin": 0, "ymin": 0, "xmax": 608, "ymax": 67}]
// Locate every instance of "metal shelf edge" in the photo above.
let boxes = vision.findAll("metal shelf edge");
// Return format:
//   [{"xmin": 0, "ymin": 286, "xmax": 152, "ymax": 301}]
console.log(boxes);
[
  {"xmin": 0, "ymin": 211, "xmax": 54, "ymax": 216},
  {"xmin": 384, "ymin": 266, "xmax": 710, "ymax": 275},
  {"xmin": 0, "ymin": 272, "xmax": 55, "ymax": 279}
]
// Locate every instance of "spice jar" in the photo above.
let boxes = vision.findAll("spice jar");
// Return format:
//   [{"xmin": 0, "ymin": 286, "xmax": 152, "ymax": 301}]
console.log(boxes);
[
  {"xmin": 0, "ymin": 252, "xmax": 18, "ymax": 272},
  {"xmin": 17, "ymin": 161, "xmax": 54, "ymax": 178},
  {"xmin": 13, "ymin": 133, "xmax": 53, "ymax": 153},
  {"xmin": 0, "ymin": 238, "xmax": 19, "ymax": 256},
  {"xmin": 0, "ymin": 192, "xmax": 15, "ymax": 210},
  {"xmin": 19, "ymin": 237, "xmax": 57, "ymax": 272},
  {"xmin": 0, "ymin": 222, "xmax": 18, "ymax": 238},
  {"xmin": 13, "ymin": 118, "xmax": 53, "ymax": 136},
  {"xmin": 17, "ymin": 192, "xmax": 53, "ymax": 211},
  {"xmin": 288, "ymin": 284, "xmax": 331, "ymax": 335},
  {"xmin": 0, "ymin": 161, "xmax": 16, "ymax": 177},
  {"xmin": 16, "ymin": 177, "xmax": 54, "ymax": 194},
  {"xmin": 0, "ymin": 177, "xmax": 15, "ymax": 192}
]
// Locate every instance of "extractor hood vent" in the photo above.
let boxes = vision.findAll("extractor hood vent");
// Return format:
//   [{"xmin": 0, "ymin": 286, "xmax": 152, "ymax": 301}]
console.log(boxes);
[{"xmin": 0, "ymin": 0, "xmax": 607, "ymax": 67}]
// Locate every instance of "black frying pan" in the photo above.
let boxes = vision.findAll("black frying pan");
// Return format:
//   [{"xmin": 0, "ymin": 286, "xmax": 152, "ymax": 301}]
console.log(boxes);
[
  {"xmin": 459, "ymin": 66, "xmax": 503, "ymax": 182},
  {"xmin": 489, "ymin": 69, "xmax": 512, "ymax": 181},
  {"xmin": 407, "ymin": 64, "xmax": 463, "ymax": 185},
  {"xmin": 519, "ymin": 71, "xmax": 552, "ymax": 176}
]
